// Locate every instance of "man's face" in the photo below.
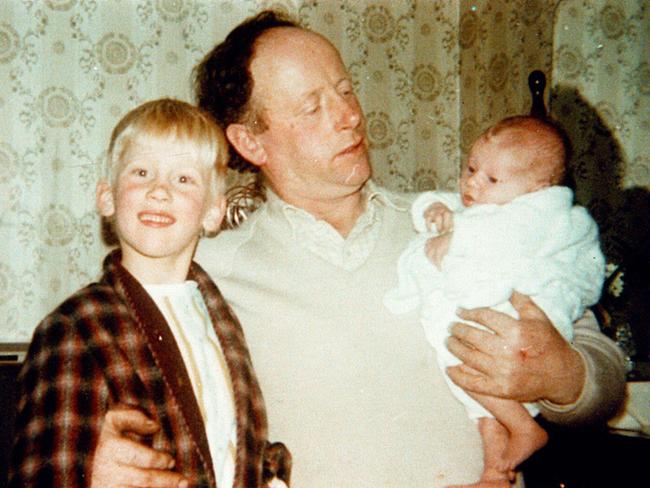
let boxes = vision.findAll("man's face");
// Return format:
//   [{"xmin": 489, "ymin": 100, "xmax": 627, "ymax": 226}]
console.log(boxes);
[{"xmin": 247, "ymin": 28, "xmax": 370, "ymax": 203}]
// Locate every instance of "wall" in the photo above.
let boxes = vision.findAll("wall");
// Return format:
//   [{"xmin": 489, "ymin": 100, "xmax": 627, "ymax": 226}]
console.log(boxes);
[{"xmin": 1, "ymin": 0, "xmax": 646, "ymax": 343}]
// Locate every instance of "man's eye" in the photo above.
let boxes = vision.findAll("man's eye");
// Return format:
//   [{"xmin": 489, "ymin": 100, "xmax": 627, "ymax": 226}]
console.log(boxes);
[
  {"xmin": 338, "ymin": 80, "xmax": 354, "ymax": 96},
  {"xmin": 134, "ymin": 168, "xmax": 147, "ymax": 177},
  {"xmin": 178, "ymin": 175, "xmax": 192, "ymax": 184},
  {"xmin": 305, "ymin": 105, "xmax": 319, "ymax": 115}
]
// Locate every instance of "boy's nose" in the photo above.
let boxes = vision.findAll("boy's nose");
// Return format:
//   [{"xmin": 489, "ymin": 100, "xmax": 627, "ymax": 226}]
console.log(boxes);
[{"xmin": 147, "ymin": 180, "xmax": 171, "ymax": 200}]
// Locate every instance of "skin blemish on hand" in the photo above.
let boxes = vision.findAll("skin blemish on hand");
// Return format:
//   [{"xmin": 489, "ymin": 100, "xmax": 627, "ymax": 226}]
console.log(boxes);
[{"xmin": 519, "ymin": 345, "xmax": 535, "ymax": 359}]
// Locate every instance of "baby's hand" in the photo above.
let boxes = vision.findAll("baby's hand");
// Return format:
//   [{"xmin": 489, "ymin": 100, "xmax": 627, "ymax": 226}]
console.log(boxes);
[
  {"xmin": 423, "ymin": 202, "xmax": 454, "ymax": 234},
  {"xmin": 425, "ymin": 233, "xmax": 452, "ymax": 270}
]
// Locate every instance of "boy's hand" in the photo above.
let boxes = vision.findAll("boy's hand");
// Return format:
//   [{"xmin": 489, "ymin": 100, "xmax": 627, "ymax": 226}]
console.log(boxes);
[
  {"xmin": 424, "ymin": 202, "xmax": 454, "ymax": 233},
  {"xmin": 425, "ymin": 233, "xmax": 452, "ymax": 269},
  {"xmin": 91, "ymin": 406, "xmax": 189, "ymax": 488}
]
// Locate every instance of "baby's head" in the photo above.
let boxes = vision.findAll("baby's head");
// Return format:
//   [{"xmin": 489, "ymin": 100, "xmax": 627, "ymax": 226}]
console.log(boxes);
[
  {"xmin": 97, "ymin": 98, "xmax": 228, "ymax": 255},
  {"xmin": 460, "ymin": 115, "xmax": 566, "ymax": 207}
]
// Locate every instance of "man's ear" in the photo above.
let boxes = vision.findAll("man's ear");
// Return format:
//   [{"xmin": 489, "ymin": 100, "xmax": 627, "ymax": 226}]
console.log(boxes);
[
  {"xmin": 202, "ymin": 194, "xmax": 227, "ymax": 235},
  {"xmin": 96, "ymin": 181, "xmax": 115, "ymax": 217},
  {"xmin": 226, "ymin": 123, "xmax": 267, "ymax": 168}
]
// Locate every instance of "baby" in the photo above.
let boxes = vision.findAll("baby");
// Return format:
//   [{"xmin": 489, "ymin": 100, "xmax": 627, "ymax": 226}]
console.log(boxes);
[{"xmin": 385, "ymin": 115, "xmax": 605, "ymax": 487}]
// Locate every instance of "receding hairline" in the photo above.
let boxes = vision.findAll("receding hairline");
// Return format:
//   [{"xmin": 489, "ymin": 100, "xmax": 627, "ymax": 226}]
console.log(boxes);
[
  {"xmin": 244, "ymin": 26, "xmax": 341, "ymax": 131},
  {"xmin": 254, "ymin": 25, "xmax": 333, "ymax": 53}
]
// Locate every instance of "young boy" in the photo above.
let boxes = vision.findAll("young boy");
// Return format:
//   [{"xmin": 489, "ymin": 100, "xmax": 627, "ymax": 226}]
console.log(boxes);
[
  {"xmin": 384, "ymin": 116, "xmax": 605, "ymax": 487},
  {"xmin": 9, "ymin": 99, "xmax": 288, "ymax": 488}
]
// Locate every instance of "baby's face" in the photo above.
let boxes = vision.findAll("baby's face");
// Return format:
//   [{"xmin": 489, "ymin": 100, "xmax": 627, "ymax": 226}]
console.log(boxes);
[{"xmin": 459, "ymin": 137, "xmax": 546, "ymax": 207}]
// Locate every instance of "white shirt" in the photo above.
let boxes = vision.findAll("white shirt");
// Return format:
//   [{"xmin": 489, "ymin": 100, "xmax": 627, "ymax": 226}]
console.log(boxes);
[{"xmin": 145, "ymin": 281, "xmax": 236, "ymax": 488}]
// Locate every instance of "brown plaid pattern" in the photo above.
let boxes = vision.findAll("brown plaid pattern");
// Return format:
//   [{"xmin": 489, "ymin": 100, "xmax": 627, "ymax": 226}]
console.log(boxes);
[{"xmin": 9, "ymin": 250, "xmax": 270, "ymax": 487}]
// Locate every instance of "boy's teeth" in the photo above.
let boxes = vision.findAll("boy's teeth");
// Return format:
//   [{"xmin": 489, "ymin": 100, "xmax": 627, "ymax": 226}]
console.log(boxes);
[{"xmin": 141, "ymin": 213, "xmax": 172, "ymax": 223}]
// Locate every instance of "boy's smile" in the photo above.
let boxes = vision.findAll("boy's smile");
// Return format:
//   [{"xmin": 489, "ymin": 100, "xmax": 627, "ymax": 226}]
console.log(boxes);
[{"xmin": 138, "ymin": 211, "xmax": 176, "ymax": 226}]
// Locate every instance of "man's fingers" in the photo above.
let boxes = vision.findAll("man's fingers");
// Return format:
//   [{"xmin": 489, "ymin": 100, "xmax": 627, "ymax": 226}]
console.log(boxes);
[
  {"xmin": 446, "ymin": 362, "xmax": 492, "ymax": 394},
  {"xmin": 106, "ymin": 407, "xmax": 160, "ymax": 437},
  {"xmin": 448, "ymin": 321, "xmax": 497, "ymax": 354},
  {"xmin": 105, "ymin": 436, "xmax": 175, "ymax": 470},
  {"xmin": 456, "ymin": 306, "xmax": 513, "ymax": 335},
  {"xmin": 113, "ymin": 464, "xmax": 187, "ymax": 488},
  {"xmin": 446, "ymin": 334, "xmax": 491, "ymax": 373},
  {"xmin": 510, "ymin": 291, "xmax": 549, "ymax": 321}
]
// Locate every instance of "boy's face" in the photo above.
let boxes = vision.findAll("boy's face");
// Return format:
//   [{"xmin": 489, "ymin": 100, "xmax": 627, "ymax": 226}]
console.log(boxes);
[
  {"xmin": 459, "ymin": 137, "xmax": 547, "ymax": 207},
  {"xmin": 97, "ymin": 136, "xmax": 223, "ymax": 276}
]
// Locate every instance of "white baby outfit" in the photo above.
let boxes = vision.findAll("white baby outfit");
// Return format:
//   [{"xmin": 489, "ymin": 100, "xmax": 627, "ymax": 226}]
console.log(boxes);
[{"xmin": 384, "ymin": 186, "xmax": 605, "ymax": 419}]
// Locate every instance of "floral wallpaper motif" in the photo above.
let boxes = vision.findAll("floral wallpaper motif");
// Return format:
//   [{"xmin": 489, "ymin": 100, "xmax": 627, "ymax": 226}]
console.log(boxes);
[
  {"xmin": 1, "ymin": 0, "xmax": 646, "ymax": 343},
  {"xmin": 551, "ymin": 0, "xmax": 650, "ymax": 368},
  {"xmin": 458, "ymin": 0, "xmax": 557, "ymax": 161}
]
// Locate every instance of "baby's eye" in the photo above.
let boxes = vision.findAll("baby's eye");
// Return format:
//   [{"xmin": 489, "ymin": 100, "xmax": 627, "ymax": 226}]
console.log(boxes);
[
  {"xmin": 488, "ymin": 176, "xmax": 498, "ymax": 184},
  {"xmin": 467, "ymin": 166, "xmax": 475, "ymax": 174}
]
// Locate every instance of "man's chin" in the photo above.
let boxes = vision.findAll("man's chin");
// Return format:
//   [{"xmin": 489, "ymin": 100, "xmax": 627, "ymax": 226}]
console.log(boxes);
[{"xmin": 342, "ymin": 161, "xmax": 371, "ymax": 187}]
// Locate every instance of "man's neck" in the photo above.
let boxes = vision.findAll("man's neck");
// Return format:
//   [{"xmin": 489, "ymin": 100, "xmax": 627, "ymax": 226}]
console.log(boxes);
[{"xmin": 272, "ymin": 185, "xmax": 367, "ymax": 238}]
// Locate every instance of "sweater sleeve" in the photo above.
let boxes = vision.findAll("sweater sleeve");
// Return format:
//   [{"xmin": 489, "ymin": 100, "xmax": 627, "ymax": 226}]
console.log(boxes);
[{"xmin": 538, "ymin": 310, "xmax": 627, "ymax": 426}]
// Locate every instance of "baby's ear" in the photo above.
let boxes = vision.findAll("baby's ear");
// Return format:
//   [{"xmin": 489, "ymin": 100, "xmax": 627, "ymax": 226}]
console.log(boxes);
[
  {"xmin": 96, "ymin": 181, "xmax": 115, "ymax": 217},
  {"xmin": 202, "ymin": 195, "xmax": 226, "ymax": 235}
]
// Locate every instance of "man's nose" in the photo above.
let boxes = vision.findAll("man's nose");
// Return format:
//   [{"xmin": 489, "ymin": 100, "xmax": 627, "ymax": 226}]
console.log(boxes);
[{"xmin": 333, "ymin": 95, "xmax": 361, "ymax": 131}]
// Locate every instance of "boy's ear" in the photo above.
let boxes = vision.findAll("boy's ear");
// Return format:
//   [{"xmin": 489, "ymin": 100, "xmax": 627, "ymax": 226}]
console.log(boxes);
[
  {"xmin": 202, "ymin": 194, "xmax": 227, "ymax": 234},
  {"xmin": 96, "ymin": 181, "xmax": 116, "ymax": 217},
  {"xmin": 226, "ymin": 123, "xmax": 267, "ymax": 168}
]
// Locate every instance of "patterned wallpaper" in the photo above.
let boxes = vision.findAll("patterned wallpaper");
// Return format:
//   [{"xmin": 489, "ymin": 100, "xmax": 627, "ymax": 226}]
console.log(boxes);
[
  {"xmin": 1, "ymin": 0, "xmax": 647, "ymax": 342},
  {"xmin": 550, "ymin": 0, "xmax": 650, "ymax": 363}
]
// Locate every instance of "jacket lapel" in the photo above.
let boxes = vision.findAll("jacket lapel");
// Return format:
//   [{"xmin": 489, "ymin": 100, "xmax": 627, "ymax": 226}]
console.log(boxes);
[
  {"xmin": 114, "ymin": 260, "xmax": 216, "ymax": 483},
  {"xmin": 191, "ymin": 262, "xmax": 268, "ymax": 487}
]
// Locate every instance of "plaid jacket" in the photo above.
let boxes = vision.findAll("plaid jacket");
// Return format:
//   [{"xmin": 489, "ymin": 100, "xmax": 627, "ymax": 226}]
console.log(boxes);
[{"xmin": 9, "ymin": 250, "xmax": 269, "ymax": 487}]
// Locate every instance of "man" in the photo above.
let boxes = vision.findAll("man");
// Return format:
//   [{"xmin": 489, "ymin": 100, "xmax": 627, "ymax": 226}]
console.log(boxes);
[
  {"xmin": 91, "ymin": 10, "xmax": 625, "ymax": 487},
  {"xmin": 191, "ymin": 10, "xmax": 625, "ymax": 486}
]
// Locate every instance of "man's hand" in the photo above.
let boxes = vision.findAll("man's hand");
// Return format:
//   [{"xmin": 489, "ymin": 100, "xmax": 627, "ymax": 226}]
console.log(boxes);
[
  {"xmin": 91, "ymin": 406, "xmax": 189, "ymax": 488},
  {"xmin": 445, "ymin": 292, "xmax": 585, "ymax": 405},
  {"xmin": 424, "ymin": 202, "xmax": 454, "ymax": 234},
  {"xmin": 425, "ymin": 233, "xmax": 452, "ymax": 269}
]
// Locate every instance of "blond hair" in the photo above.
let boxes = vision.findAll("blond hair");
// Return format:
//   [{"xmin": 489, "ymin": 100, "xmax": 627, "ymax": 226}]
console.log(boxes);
[
  {"xmin": 106, "ymin": 98, "xmax": 228, "ymax": 197},
  {"xmin": 482, "ymin": 115, "xmax": 567, "ymax": 185}
]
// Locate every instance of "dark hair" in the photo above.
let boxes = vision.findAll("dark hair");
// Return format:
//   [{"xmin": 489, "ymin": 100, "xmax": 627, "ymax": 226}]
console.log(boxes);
[{"xmin": 193, "ymin": 10, "xmax": 299, "ymax": 173}]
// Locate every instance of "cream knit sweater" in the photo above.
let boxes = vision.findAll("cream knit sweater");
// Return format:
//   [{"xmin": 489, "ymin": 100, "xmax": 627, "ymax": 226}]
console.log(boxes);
[{"xmin": 195, "ymin": 184, "xmax": 625, "ymax": 487}]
